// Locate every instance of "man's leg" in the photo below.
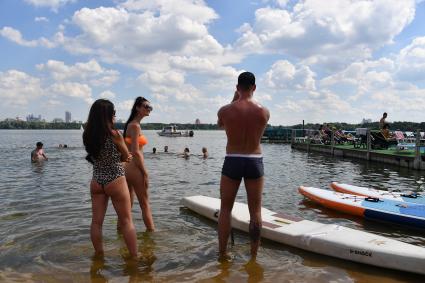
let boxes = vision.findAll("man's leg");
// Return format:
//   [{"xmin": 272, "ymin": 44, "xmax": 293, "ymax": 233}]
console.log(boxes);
[
  {"xmin": 244, "ymin": 176, "xmax": 264, "ymax": 258},
  {"xmin": 218, "ymin": 174, "xmax": 241, "ymax": 259}
]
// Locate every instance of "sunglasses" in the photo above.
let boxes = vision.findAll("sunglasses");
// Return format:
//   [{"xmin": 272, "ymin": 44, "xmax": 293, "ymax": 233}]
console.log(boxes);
[
  {"xmin": 143, "ymin": 104, "xmax": 153, "ymax": 111},
  {"xmin": 112, "ymin": 110, "xmax": 116, "ymax": 117}
]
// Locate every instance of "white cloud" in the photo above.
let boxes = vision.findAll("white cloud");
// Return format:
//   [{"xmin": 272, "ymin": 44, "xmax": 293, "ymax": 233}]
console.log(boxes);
[
  {"xmin": 138, "ymin": 70, "xmax": 202, "ymax": 102},
  {"xmin": 25, "ymin": 0, "xmax": 76, "ymax": 12},
  {"xmin": 99, "ymin": 90, "xmax": 116, "ymax": 99},
  {"xmin": 0, "ymin": 26, "xmax": 61, "ymax": 48},
  {"xmin": 48, "ymin": 82, "xmax": 93, "ymax": 104},
  {"xmin": 35, "ymin": 17, "xmax": 49, "ymax": 22},
  {"xmin": 236, "ymin": 0, "xmax": 416, "ymax": 70},
  {"xmin": 396, "ymin": 36, "xmax": 425, "ymax": 82},
  {"xmin": 36, "ymin": 59, "xmax": 119, "ymax": 87},
  {"xmin": 0, "ymin": 70, "xmax": 44, "ymax": 106},
  {"xmin": 264, "ymin": 60, "xmax": 316, "ymax": 92},
  {"xmin": 116, "ymin": 99, "xmax": 134, "ymax": 111}
]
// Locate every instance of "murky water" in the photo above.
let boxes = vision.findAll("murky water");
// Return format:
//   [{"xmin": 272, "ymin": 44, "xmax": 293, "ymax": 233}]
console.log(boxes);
[{"xmin": 0, "ymin": 130, "xmax": 424, "ymax": 282}]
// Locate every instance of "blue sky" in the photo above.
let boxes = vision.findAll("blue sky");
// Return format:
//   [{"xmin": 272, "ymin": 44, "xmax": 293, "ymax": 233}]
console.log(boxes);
[{"xmin": 1, "ymin": 0, "xmax": 425, "ymax": 125}]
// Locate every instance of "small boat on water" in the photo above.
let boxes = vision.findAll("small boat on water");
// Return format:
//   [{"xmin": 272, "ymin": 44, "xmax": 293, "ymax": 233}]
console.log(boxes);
[{"xmin": 157, "ymin": 125, "xmax": 194, "ymax": 137}]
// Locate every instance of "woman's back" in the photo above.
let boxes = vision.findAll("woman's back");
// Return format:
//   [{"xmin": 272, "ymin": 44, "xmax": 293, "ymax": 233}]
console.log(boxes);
[{"xmin": 92, "ymin": 135, "xmax": 125, "ymax": 185}]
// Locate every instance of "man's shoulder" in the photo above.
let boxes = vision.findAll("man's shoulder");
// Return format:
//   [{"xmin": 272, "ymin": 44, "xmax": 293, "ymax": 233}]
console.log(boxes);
[{"xmin": 218, "ymin": 103, "xmax": 233, "ymax": 114}]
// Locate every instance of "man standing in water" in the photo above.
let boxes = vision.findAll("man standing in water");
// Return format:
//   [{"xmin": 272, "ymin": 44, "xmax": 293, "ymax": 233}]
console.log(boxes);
[
  {"xmin": 31, "ymin": 141, "xmax": 48, "ymax": 162},
  {"xmin": 217, "ymin": 72, "xmax": 270, "ymax": 260}
]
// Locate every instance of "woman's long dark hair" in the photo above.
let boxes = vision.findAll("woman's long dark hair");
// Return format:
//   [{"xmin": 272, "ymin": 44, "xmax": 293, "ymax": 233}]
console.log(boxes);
[
  {"xmin": 83, "ymin": 99, "xmax": 115, "ymax": 164},
  {"xmin": 123, "ymin": 96, "xmax": 149, "ymax": 137}
]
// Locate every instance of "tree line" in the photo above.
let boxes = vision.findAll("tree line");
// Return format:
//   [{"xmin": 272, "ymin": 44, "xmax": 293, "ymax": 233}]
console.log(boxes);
[
  {"xmin": 1, "ymin": 120, "xmax": 424, "ymax": 131},
  {"xmin": 0, "ymin": 120, "xmax": 220, "ymax": 130}
]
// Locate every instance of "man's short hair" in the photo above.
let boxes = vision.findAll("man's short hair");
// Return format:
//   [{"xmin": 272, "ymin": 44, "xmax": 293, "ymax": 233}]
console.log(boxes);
[
  {"xmin": 36, "ymin": 142, "xmax": 43, "ymax": 147},
  {"xmin": 237, "ymin": 72, "xmax": 255, "ymax": 91},
  {"xmin": 383, "ymin": 112, "xmax": 387, "ymax": 116}
]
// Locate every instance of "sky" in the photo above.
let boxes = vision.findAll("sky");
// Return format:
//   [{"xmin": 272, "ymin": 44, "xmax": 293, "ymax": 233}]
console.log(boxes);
[{"xmin": 0, "ymin": 0, "xmax": 425, "ymax": 125}]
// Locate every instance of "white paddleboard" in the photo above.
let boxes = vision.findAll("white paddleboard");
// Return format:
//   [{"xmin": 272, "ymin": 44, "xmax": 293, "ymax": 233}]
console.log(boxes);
[{"xmin": 182, "ymin": 195, "xmax": 425, "ymax": 275}]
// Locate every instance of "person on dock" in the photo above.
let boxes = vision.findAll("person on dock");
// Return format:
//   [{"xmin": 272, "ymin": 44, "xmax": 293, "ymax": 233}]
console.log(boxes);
[
  {"xmin": 379, "ymin": 112, "xmax": 387, "ymax": 129},
  {"xmin": 123, "ymin": 97, "xmax": 155, "ymax": 232},
  {"xmin": 82, "ymin": 99, "xmax": 137, "ymax": 258},
  {"xmin": 31, "ymin": 142, "xmax": 48, "ymax": 162},
  {"xmin": 217, "ymin": 71, "xmax": 270, "ymax": 260}
]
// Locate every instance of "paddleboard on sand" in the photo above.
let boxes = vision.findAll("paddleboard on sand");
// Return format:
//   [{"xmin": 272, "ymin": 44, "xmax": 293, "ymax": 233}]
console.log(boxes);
[
  {"xmin": 299, "ymin": 186, "xmax": 425, "ymax": 230},
  {"xmin": 330, "ymin": 182, "xmax": 425, "ymax": 205},
  {"xmin": 183, "ymin": 195, "xmax": 425, "ymax": 275}
]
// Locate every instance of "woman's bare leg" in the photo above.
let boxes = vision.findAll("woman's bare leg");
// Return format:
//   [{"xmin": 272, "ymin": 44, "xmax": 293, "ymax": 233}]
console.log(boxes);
[
  {"xmin": 134, "ymin": 178, "xmax": 155, "ymax": 232},
  {"xmin": 105, "ymin": 177, "xmax": 138, "ymax": 258},
  {"xmin": 90, "ymin": 180, "xmax": 109, "ymax": 255},
  {"xmin": 126, "ymin": 166, "xmax": 155, "ymax": 231}
]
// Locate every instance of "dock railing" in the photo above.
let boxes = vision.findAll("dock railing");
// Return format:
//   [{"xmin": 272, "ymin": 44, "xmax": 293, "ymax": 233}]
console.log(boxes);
[{"xmin": 289, "ymin": 127, "xmax": 424, "ymax": 169}]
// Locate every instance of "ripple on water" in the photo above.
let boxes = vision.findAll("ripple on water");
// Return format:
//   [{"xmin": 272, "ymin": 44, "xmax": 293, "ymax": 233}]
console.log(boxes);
[{"xmin": 0, "ymin": 130, "xmax": 425, "ymax": 282}]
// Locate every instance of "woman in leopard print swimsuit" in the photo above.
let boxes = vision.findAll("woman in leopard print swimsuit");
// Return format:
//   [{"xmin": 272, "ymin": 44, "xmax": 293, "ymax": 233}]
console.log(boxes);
[{"xmin": 83, "ymin": 99, "xmax": 138, "ymax": 258}]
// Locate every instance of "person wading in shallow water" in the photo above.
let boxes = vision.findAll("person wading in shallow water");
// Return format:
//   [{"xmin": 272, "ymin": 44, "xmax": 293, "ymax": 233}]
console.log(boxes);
[
  {"xmin": 217, "ymin": 72, "xmax": 270, "ymax": 260},
  {"xmin": 31, "ymin": 142, "xmax": 48, "ymax": 162},
  {"xmin": 123, "ymin": 97, "xmax": 155, "ymax": 232},
  {"xmin": 83, "ymin": 99, "xmax": 137, "ymax": 258}
]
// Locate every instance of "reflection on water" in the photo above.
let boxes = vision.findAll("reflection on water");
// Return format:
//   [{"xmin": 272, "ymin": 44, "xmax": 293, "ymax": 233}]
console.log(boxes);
[{"xmin": 0, "ymin": 130, "xmax": 424, "ymax": 282}]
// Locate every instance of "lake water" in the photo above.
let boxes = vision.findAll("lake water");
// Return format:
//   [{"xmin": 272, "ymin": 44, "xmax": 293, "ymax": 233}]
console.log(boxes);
[{"xmin": 0, "ymin": 129, "xmax": 424, "ymax": 282}]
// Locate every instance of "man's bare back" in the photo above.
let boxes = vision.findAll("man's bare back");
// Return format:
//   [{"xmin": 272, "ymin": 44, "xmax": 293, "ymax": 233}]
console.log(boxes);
[
  {"xmin": 217, "ymin": 72, "xmax": 270, "ymax": 261},
  {"xmin": 218, "ymin": 99, "xmax": 269, "ymax": 154}
]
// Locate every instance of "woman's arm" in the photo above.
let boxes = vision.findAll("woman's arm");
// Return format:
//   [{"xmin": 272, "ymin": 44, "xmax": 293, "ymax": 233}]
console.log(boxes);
[
  {"xmin": 127, "ymin": 124, "xmax": 147, "ymax": 174},
  {"xmin": 111, "ymin": 130, "xmax": 132, "ymax": 162}
]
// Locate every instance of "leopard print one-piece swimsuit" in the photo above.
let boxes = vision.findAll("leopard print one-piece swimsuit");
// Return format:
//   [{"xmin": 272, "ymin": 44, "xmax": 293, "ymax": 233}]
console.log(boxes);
[{"xmin": 92, "ymin": 136, "xmax": 125, "ymax": 186}]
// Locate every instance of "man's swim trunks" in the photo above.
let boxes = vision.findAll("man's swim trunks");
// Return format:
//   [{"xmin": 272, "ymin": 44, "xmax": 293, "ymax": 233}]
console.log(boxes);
[{"xmin": 221, "ymin": 154, "xmax": 264, "ymax": 180}]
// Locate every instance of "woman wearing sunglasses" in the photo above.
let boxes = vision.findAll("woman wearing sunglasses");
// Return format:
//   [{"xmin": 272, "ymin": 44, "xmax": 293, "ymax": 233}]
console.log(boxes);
[
  {"xmin": 82, "ymin": 99, "xmax": 138, "ymax": 258},
  {"xmin": 123, "ymin": 97, "xmax": 155, "ymax": 231}
]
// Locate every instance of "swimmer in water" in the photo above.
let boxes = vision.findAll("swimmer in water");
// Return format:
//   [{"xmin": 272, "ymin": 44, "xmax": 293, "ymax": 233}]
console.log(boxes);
[
  {"xmin": 31, "ymin": 142, "xmax": 48, "ymax": 162},
  {"xmin": 202, "ymin": 147, "xmax": 208, "ymax": 159}
]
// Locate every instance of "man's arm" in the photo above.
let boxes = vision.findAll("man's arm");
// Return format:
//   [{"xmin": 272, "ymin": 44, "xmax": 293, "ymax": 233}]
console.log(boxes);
[
  {"xmin": 31, "ymin": 151, "xmax": 37, "ymax": 162},
  {"xmin": 217, "ymin": 107, "xmax": 225, "ymax": 128}
]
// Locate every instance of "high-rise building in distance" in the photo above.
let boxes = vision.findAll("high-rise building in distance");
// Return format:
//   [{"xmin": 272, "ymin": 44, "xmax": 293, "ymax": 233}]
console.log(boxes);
[{"xmin": 65, "ymin": 111, "xmax": 71, "ymax": 123}]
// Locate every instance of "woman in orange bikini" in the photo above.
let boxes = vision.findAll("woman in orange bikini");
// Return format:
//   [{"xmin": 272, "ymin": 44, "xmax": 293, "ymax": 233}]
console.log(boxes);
[{"xmin": 123, "ymin": 97, "xmax": 155, "ymax": 231}]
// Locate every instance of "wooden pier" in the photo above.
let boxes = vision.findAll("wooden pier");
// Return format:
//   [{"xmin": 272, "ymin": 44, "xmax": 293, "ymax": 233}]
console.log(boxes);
[
  {"xmin": 290, "ymin": 129, "xmax": 425, "ymax": 170},
  {"xmin": 261, "ymin": 127, "xmax": 425, "ymax": 170}
]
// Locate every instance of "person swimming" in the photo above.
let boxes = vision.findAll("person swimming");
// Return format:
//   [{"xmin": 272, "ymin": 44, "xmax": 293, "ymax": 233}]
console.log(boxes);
[
  {"xmin": 152, "ymin": 147, "xmax": 157, "ymax": 154},
  {"xmin": 164, "ymin": 145, "xmax": 168, "ymax": 153},
  {"xmin": 123, "ymin": 96, "xmax": 155, "ymax": 232},
  {"xmin": 202, "ymin": 147, "xmax": 208, "ymax": 159},
  {"xmin": 183, "ymin": 147, "xmax": 190, "ymax": 158}
]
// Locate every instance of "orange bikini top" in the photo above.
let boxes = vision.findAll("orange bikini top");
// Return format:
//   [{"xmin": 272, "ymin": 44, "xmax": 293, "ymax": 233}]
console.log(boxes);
[{"xmin": 125, "ymin": 135, "xmax": 148, "ymax": 146}]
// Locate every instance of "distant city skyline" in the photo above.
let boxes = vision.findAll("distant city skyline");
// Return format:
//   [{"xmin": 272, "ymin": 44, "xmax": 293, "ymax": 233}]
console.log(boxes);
[{"xmin": 1, "ymin": 1, "xmax": 425, "ymax": 124}]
